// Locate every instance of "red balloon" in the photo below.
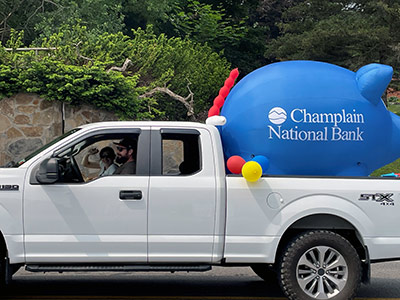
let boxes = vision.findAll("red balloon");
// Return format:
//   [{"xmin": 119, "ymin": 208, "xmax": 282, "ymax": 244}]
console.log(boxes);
[
  {"xmin": 229, "ymin": 68, "xmax": 239, "ymax": 80},
  {"xmin": 213, "ymin": 95, "xmax": 225, "ymax": 108},
  {"xmin": 219, "ymin": 86, "xmax": 230, "ymax": 98},
  {"xmin": 227, "ymin": 155, "xmax": 246, "ymax": 174},
  {"xmin": 208, "ymin": 105, "xmax": 220, "ymax": 117},
  {"xmin": 224, "ymin": 77, "xmax": 234, "ymax": 89}
]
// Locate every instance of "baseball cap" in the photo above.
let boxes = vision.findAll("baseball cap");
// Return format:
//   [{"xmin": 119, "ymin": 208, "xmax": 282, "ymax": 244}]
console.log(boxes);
[{"xmin": 113, "ymin": 137, "xmax": 136, "ymax": 149}]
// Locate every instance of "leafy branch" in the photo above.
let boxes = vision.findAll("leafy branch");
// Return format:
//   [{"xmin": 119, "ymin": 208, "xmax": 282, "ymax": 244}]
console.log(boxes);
[{"xmin": 139, "ymin": 80, "xmax": 195, "ymax": 120}]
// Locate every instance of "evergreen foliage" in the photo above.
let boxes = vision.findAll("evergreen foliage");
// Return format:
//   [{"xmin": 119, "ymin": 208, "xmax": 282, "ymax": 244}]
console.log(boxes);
[{"xmin": 266, "ymin": 0, "xmax": 400, "ymax": 71}]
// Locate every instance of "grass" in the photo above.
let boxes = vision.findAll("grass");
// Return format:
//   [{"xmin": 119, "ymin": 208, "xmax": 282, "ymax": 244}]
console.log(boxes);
[
  {"xmin": 387, "ymin": 102, "xmax": 400, "ymax": 115},
  {"xmin": 371, "ymin": 158, "xmax": 400, "ymax": 177}
]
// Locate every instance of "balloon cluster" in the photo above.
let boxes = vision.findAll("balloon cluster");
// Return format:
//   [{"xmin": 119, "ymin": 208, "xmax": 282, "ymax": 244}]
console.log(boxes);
[
  {"xmin": 207, "ymin": 68, "xmax": 269, "ymax": 182},
  {"xmin": 208, "ymin": 68, "xmax": 239, "ymax": 117},
  {"xmin": 227, "ymin": 155, "xmax": 269, "ymax": 182}
]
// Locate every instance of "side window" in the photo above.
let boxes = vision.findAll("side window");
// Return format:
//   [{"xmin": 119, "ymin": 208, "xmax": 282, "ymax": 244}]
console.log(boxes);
[
  {"xmin": 161, "ymin": 133, "xmax": 201, "ymax": 175},
  {"xmin": 77, "ymin": 139, "xmax": 122, "ymax": 180},
  {"xmin": 54, "ymin": 133, "xmax": 139, "ymax": 183}
]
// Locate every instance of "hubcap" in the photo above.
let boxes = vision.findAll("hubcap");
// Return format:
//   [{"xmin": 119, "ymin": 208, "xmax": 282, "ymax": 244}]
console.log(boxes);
[{"xmin": 296, "ymin": 246, "xmax": 348, "ymax": 299}]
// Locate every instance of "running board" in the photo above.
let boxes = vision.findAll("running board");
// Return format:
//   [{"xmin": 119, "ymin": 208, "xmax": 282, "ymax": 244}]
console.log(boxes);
[{"xmin": 25, "ymin": 264, "xmax": 212, "ymax": 273}]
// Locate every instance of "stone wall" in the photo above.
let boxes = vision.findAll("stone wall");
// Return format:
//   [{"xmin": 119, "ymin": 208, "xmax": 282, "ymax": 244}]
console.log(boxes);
[{"xmin": 0, "ymin": 93, "xmax": 118, "ymax": 166}]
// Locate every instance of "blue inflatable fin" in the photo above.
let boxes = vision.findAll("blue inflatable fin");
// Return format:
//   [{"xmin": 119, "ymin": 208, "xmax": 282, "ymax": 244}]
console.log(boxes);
[{"xmin": 356, "ymin": 63, "xmax": 393, "ymax": 105}]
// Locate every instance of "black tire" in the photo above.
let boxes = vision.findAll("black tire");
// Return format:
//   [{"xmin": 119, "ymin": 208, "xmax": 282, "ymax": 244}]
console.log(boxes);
[
  {"xmin": 279, "ymin": 230, "xmax": 361, "ymax": 300},
  {"xmin": 251, "ymin": 264, "xmax": 278, "ymax": 283},
  {"xmin": 0, "ymin": 255, "xmax": 7, "ymax": 288}
]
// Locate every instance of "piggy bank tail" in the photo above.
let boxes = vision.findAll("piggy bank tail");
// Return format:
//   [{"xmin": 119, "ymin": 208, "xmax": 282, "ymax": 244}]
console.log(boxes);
[{"xmin": 207, "ymin": 69, "xmax": 239, "ymax": 118}]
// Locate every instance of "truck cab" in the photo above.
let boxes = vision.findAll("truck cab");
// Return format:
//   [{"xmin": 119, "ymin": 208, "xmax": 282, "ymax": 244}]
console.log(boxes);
[{"xmin": 3, "ymin": 122, "xmax": 222, "ymax": 265}]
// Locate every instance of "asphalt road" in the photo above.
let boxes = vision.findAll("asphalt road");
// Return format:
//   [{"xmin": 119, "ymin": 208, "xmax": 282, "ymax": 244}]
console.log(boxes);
[{"xmin": 3, "ymin": 261, "xmax": 400, "ymax": 299}]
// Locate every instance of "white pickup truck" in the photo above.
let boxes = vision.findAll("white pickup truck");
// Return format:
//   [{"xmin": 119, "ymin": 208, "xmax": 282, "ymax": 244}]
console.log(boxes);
[{"xmin": 1, "ymin": 121, "xmax": 399, "ymax": 299}]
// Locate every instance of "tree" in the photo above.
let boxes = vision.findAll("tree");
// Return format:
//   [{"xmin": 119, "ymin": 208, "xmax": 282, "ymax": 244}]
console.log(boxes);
[
  {"xmin": 0, "ymin": 0, "xmax": 125, "ymax": 45},
  {"xmin": 167, "ymin": 0, "xmax": 271, "ymax": 75},
  {"xmin": 121, "ymin": 0, "xmax": 265, "ymax": 76},
  {"xmin": 34, "ymin": 0, "xmax": 125, "ymax": 44},
  {"xmin": 166, "ymin": 0, "xmax": 247, "ymax": 50},
  {"xmin": 0, "ymin": 0, "xmax": 63, "ymax": 43},
  {"xmin": 265, "ymin": 0, "xmax": 400, "ymax": 72},
  {"xmin": 256, "ymin": 0, "xmax": 305, "ymax": 40},
  {"xmin": 121, "ymin": 0, "xmax": 173, "ymax": 36},
  {"xmin": 116, "ymin": 26, "xmax": 231, "ymax": 120}
]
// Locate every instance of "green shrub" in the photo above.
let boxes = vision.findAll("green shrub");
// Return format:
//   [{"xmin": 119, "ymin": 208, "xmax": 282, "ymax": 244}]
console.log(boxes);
[
  {"xmin": 0, "ymin": 65, "xmax": 20, "ymax": 97},
  {"xmin": 1, "ymin": 26, "xmax": 231, "ymax": 120}
]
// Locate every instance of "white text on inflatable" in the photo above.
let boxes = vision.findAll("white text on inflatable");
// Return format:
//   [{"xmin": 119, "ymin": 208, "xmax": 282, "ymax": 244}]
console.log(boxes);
[
  {"xmin": 291, "ymin": 109, "xmax": 364, "ymax": 127},
  {"xmin": 268, "ymin": 126, "xmax": 364, "ymax": 141},
  {"xmin": 268, "ymin": 108, "xmax": 365, "ymax": 142}
]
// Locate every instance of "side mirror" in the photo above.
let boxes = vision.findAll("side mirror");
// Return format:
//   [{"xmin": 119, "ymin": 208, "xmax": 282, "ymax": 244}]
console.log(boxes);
[{"xmin": 36, "ymin": 158, "xmax": 60, "ymax": 184}]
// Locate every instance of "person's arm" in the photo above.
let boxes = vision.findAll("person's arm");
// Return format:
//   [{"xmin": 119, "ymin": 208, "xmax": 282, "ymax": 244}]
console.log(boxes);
[{"xmin": 81, "ymin": 148, "xmax": 100, "ymax": 169}]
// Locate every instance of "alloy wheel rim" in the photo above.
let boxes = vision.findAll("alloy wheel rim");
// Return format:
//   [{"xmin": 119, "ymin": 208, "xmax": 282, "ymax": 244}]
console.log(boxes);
[{"xmin": 296, "ymin": 246, "xmax": 348, "ymax": 299}]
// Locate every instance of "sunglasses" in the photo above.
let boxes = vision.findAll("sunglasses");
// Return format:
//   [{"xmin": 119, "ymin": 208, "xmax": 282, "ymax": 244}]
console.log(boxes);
[
  {"xmin": 100, "ymin": 154, "xmax": 110, "ymax": 159},
  {"xmin": 116, "ymin": 146, "xmax": 127, "ymax": 152}
]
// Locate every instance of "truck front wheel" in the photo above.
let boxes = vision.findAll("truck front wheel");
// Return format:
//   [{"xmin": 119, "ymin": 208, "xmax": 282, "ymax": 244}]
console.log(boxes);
[{"xmin": 279, "ymin": 230, "xmax": 361, "ymax": 300}]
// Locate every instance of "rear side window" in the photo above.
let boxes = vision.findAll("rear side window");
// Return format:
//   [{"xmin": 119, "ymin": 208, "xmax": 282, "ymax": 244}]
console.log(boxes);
[{"xmin": 161, "ymin": 133, "xmax": 201, "ymax": 175}]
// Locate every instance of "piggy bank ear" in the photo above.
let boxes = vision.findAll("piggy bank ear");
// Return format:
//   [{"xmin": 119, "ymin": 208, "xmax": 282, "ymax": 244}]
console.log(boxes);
[{"xmin": 356, "ymin": 63, "xmax": 393, "ymax": 105}]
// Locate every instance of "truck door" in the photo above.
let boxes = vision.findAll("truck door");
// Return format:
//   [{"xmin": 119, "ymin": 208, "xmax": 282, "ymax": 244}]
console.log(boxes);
[
  {"xmin": 148, "ymin": 128, "xmax": 217, "ymax": 262},
  {"xmin": 23, "ymin": 128, "xmax": 150, "ymax": 263}
]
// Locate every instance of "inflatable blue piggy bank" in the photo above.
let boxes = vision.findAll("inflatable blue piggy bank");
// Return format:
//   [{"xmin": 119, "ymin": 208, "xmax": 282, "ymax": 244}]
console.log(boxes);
[{"xmin": 217, "ymin": 61, "xmax": 397, "ymax": 176}]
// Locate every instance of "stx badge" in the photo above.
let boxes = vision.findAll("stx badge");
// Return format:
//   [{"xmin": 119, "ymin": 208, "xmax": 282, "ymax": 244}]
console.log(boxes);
[{"xmin": 359, "ymin": 193, "xmax": 394, "ymax": 206}]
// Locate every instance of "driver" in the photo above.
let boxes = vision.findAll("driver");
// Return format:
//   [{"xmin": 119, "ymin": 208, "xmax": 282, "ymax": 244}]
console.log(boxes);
[{"xmin": 113, "ymin": 138, "xmax": 137, "ymax": 175}]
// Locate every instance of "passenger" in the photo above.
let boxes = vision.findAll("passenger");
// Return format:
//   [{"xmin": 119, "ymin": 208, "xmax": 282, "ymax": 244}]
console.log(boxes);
[
  {"xmin": 82, "ymin": 146, "xmax": 118, "ymax": 177},
  {"xmin": 113, "ymin": 138, "xmax": 137, "ymax": 175}
]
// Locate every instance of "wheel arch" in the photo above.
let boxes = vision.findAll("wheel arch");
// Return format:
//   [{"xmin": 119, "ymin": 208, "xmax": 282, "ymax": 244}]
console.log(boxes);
[
  {"xmin": 0, "ymin": 231, "xmax": 6, "ymax": 256},
  {"xmin": 275, "ymin": 214, "xmax": 370, "ymax": 283}
]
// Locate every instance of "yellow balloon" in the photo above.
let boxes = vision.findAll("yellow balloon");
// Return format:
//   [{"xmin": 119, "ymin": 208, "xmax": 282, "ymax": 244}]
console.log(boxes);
[{"xmin": 242, "ymin": 161, "xmax": 262, "ymax": 182}]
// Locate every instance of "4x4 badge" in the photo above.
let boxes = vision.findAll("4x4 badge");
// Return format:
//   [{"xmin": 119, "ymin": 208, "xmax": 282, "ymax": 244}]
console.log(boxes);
[{"xmin": 359, "ymin": 193, "xmax": 394, "ymax": 206}]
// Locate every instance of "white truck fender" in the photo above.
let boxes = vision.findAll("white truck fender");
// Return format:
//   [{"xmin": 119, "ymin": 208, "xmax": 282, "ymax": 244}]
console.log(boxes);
[
  {"xmin": 0, "ymin": 204, "xmax": 24, "ymax": 264},
  {"xmin": 272, "ymin": 194, "xmax": 374, "ymax": 236},
  {"xmin": 266, "ymin": 195, "xmax": 373, "ymax": 261}
]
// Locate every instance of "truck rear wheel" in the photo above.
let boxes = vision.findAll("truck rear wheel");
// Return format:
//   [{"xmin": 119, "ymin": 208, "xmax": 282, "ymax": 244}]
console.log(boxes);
[{"xmin": 279, "ymin": 230, "xmax": 361, "ymax": 300}]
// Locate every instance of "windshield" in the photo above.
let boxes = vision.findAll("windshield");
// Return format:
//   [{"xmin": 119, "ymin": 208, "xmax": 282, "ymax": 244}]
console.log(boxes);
[{"xmin": 3, "ymin": 128, "xmax": 81, "ymax": 168}]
